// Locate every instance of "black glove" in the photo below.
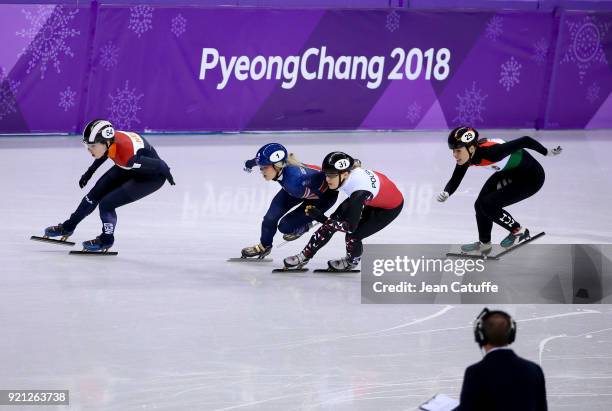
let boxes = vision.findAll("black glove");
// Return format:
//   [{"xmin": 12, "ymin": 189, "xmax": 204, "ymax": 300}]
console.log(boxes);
[
  {"xmin": 305, "ymin": 205, "xmax": 328, "ymax": 224},
  {"xmin": 244, "ymin": 158, "xmax": 257, "ymax": 173},
  {"xmin": 79, "ymin": 172, "xmax": 92, "ymax": 189},
  {"xmin": 159, "ymin": 160, "xmax": 176, "ymax": 186}
]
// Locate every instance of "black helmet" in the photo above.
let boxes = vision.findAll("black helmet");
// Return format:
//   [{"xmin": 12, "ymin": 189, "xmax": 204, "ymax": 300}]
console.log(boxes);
[
  {"xmin": 83, "ymin": 119, "xmax": 115, "ymax": 144},
  {"xmin": 448, "ymin": 126, "xmax": 479, "ymax": 150},
  {"xmin": 322, "ymin": 151, "xmax": 355, "ymax": 174}
]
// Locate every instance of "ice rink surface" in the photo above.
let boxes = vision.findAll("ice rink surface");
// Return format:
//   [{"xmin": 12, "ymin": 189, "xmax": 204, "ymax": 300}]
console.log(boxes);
[{"xmin": 1, "ymin": 130, "xmax": 612, "ymax": 410}]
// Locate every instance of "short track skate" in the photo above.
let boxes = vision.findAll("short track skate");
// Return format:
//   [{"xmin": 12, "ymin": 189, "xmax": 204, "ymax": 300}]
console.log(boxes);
[
  {"xmin": 30, "ymin": 235, "xmax": 75, "ymax": 246},
  {"xmin": 272, "ymin": 267, "xmax": 309, "ymax": 273},
  {"xmin": 70, "ymin": 249, "xmax": 118, "ymax": 256},
  {"xmin": 313, "ymin": 268, "xmax": 360, "ymax": 273},
  {"xmin": 446, "ymin": 232, "xmax": 545, "ymax": 260},
  {"xmin": 227, "ymin": 257, "xmax": 273, "ymax": 263}
]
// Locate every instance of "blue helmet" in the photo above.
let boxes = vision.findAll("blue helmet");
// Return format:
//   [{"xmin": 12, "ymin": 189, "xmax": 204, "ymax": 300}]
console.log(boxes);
[{"xmin": 255, "ymin": 143, "xmax": 288, "ymax": 166}]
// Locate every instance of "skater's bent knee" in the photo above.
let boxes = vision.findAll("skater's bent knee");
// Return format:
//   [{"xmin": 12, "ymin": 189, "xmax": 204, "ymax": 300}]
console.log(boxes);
[
  {"xmin": 262, "ymin": 213, "xmax": 281, "ymax": 227},
  {"xmin": 475, "ymin": 197, "xmax": 496, "ymax": 214},
  {"xmin": 277, "ymin": 219, "xmax": 293, "ymax": 234},
  {"xmin": 82, "ymin": 193, "xmax": 100, "ymax": 206}
]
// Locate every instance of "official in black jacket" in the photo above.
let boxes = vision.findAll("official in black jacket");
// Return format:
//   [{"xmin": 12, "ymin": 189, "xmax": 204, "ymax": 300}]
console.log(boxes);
[{"xmin": 455, "ymin": 308, "xmax": 548, "ymax": 411}]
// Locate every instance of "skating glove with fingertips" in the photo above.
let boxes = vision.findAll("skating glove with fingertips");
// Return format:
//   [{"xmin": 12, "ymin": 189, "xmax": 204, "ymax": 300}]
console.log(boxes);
[
  {"xmin": 79, "ymin": 172, "xmax": 92, "ymax": 189},
  {"xmin": 244, "ymin": 158, "xmax": 257, "ymax": 172},
  {"xmin": 436, "ymin": 191, "xmax": 450, "ymax": 202},
  {"xmin": 304, "ymin": 205, "xmax": 328, "ymax": 224},
  {"xmin": 79, "ymin": 156, "xmax": 107, "ymax": 188},
  {"xmin": 547, "ymin": 146, "xmax": 562, "ymax": 156}
]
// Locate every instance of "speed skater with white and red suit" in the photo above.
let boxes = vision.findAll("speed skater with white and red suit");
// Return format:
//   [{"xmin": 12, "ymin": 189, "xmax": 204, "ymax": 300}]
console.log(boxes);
[{"xmin": 284, "ymin": 151, "xmax": 404, "ymax": 271}]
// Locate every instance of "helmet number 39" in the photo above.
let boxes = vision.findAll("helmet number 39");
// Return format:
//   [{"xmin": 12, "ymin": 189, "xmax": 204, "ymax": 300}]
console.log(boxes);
[{"xmin": 269, "ymin": 150, "xmax": 286, "ymax": 163}]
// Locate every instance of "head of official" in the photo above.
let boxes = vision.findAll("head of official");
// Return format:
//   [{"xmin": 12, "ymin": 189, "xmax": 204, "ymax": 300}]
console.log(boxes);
[{"xmin": 473, "ymin": 308, "xmax": 517, "ymax": 351}]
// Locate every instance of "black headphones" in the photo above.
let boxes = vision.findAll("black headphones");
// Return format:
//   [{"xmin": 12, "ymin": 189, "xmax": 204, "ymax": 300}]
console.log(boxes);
[{"xmin": 473, "ymin": 308, "xmax": 517, "ymax": 347}]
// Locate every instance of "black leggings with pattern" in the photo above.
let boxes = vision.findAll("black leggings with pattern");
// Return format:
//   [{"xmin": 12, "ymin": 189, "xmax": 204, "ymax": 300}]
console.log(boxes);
[{"xmin": 303, "ymin": 199, "xmax": 403, "ymax": 261}]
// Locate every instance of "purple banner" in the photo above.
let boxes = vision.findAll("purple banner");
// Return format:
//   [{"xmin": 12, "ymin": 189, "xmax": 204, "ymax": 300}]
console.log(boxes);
[
  {"xmin": 0, "ymin": 5, "xmax": 611, "ymax": 133},
  {"xmin": 546, "ymin": 11, "xmax": 612, "ymax": 129},
  {"xmin": 0, "ymin": 4, "xmax": 91, "ymax": 133}
]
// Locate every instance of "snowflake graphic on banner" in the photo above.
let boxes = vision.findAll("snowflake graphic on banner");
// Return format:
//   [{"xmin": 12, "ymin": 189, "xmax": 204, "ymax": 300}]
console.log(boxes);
[
  {"xmin": 16, "ymin": 5, "xmax": 80, "ymax": 80},
  {"xmin": 454, "ymin": 82, "xmax": 488, "ymax": 125},
  {"xmin": 386, "ymin": 10, "xmax": 400, "ymax": 33},
  {"xmin": 108, "ymin": 81, "xmax": 144, "ymax": 129},
  {"xmin": 485, "ymin": 16, "xmax": 503, "ymax": 41},
  {"xmin": 561, "ymin": 15, "xmax": 610, "ymax": 84},
  {"xmin": 128, "ymin": 5, "xmax": 153, "ymax": 38},
  {"xmin": 0, "ymin": 67, "xmax": 21, "ymax": 121},
  {"xmin": 586, "ymin": 82, "xmax": 600, "ymax": 104},
  {"xmin": 171, "ymin": 13, "xmax": 187, "ymax": 37},
  {"xmin": 406, "ymin": 102, "xmax": 422, "ymax": 124},
  {"xmin": 99, "ymin": 42, "xmax": 119, "ymax": 71},
  {"xmin": 499, "ymin": 56, "xmax": 522, "ymax": 92},
  {"xmin": 531, "ymin": 38, "xmax": 549, "ymax": 65},
  {"xmin": 58, "ymin": 86, "xmax": 76, "ymax": 112}
]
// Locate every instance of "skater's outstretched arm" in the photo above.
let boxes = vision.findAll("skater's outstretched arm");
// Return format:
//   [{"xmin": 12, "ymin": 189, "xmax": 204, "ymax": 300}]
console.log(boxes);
[
  {"xmin": 79, "ymin": 155, "xmax": 108, "ymax": 188},
  {"xmin": 443, "ymin": 163, "xmax": 469, "ymax": 196},
  {"xmin": 485, "ymin": 136, "xmax": 548, "ymax": 161}
]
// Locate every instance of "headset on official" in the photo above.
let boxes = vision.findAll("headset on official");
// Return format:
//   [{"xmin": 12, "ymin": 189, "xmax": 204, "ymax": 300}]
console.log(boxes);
[{"xmin": 473, "ymin": 308, "xmax": 517, "ymax": 347}]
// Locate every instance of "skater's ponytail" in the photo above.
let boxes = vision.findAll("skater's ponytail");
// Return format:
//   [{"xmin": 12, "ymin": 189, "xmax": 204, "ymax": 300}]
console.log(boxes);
[{"xmin": 286, "ymin": 153, "xmax": 304, "ymax": 167}]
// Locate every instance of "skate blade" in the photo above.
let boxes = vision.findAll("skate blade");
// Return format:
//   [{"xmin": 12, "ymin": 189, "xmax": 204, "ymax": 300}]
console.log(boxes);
[
  {"xmin": 227, "ymin": 257, "xmax": 273, "ymax": 263},
  {"xmin": 446, "ymin": 252, "xmax": 497, "ymax": 260},
  {"xmin": 492, "ymin": 232, "xmax": 545, "ymax": 259},
  {"xmin": 70, "ymin": 250, "xmax": 118, "ymax": 256},
  {"xmin": 31, "ymin": 235, "xmax": 75, "ymax": 246},
  {"xmin": 272, "ymin": 268, "xmax": 309, "ymax": 273},
  {"xmin": 314, "ymin": 268, "xmax": 360, "ymax": 273}
]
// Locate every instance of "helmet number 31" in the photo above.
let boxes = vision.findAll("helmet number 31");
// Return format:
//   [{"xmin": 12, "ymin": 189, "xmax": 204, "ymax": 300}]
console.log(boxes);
[{"xmin": 334, "ymin": 159, "xmax": 351, "ymax": 170}]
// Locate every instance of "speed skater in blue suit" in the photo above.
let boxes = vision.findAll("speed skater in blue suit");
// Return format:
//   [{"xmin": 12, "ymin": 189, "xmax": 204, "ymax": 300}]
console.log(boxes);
[{"xmin": 241, "ymin": 143, "xmax": 338, "ymax": 259}]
